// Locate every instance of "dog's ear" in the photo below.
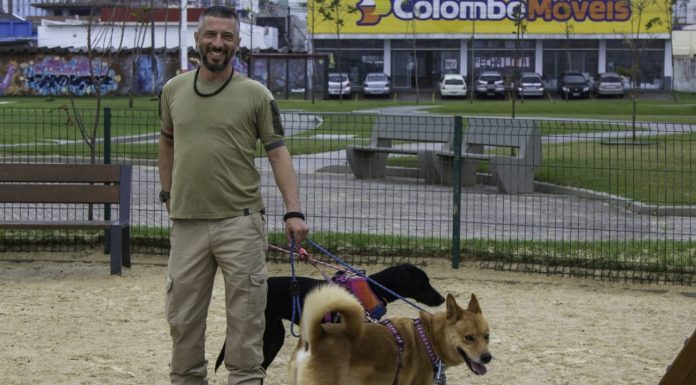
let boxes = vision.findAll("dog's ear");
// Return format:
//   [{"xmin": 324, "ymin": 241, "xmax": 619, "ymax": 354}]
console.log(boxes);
[
  {"xmin": 446, "ymin": 293, "xmax": 463, "ymax": 319},
  {"xmin": 467, "ymin": 293, "xmax": 482, "ymax": 314}
]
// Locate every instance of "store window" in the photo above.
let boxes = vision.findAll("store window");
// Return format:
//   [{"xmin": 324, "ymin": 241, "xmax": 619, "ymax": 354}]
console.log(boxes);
[{"xmin": 606, "ymin": 41, "xmax": 665, "ymax": 89}]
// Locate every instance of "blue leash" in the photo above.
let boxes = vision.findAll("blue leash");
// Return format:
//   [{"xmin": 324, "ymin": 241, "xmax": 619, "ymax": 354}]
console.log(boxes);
[
  {"xmin": 305, "ymin": 238, "xmax": 432, "ymax": 315},
  {"xmin": 288, "ymin": 238, "xmax": 303, "ymax": 338},
  {"xmin": 288, "ymin": 238, "xmax": 434, "ymax": 338}
]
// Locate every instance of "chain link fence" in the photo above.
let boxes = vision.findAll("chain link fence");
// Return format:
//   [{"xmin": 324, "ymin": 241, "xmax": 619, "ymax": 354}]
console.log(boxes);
[{"xmin": 1, "ymin": 106, "xmax": 694, "ymax": 284}]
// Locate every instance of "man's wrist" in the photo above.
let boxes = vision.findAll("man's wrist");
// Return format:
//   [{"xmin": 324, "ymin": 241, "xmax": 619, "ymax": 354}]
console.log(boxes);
[
  {"xmin": 159, "ymin": 190, "xmax": 171, "ymax": 203},
  {"xmin": 283, "ymin": 211, "xmax": 305, "ymax": 222}
]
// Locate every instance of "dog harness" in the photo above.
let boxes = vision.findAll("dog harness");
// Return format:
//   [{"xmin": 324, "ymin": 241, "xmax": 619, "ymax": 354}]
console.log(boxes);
[
  {"xmin": 330, "ymin": 270, "xmax": 387, "ymax": 321},
  {"xmin": 414, "ymin": 318, "xmax": 447, "ymax": 385},
  {"xmin": 380, "ymin": 319, "xmax": 404, "ymax": 385}
]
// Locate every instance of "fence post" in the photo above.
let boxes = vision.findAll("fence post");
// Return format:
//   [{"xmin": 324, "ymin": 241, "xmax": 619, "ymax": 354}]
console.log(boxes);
[
  {"xmin": 452, "ymin": 115, "xmax": 463, "ymax": 268},
  {"xmin": 103, "ymin": 107, "xmax": 112, "ymax": 255}
]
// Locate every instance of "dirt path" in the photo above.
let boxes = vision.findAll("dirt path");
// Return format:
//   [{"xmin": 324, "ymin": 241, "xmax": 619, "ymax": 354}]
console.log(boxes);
[{"xmin": 1, "ymin": 250, "xmax": 694, "ymax": 385}]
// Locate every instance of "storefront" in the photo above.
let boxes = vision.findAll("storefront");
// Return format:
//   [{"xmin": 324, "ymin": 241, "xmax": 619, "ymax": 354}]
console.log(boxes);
[{"xmin": 308, "ymin": 0, "xmax": 671, "ymax": 90}]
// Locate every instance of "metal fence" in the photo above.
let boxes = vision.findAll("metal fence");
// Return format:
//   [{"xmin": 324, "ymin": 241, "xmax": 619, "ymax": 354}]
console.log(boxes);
[{"xmin": 1, "ymin": 106, "xmax": 694, "ymax": 284}]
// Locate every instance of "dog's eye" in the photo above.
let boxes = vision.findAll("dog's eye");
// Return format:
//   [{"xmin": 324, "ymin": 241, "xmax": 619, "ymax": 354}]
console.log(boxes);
[
  {"xmin": 465, "ymin": 335, "xmax": 474, "ymax": 342},
  {"xmin": 485, "ymin": 334, "xmax": 490, "ymax": 342}
]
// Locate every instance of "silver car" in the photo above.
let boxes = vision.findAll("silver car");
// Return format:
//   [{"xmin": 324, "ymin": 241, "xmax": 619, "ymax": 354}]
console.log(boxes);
[
  {"xmin": 328, "ymin": 73, "xmax": 351, "ymax": 97},
  {"xmin": 593, "ymin": 72, "xmax": 625, "ymax": 98},
  {"xmin": 475, "ymin": 71, "xmax": 506, "ymax": 99},
  {"xmin": 516, "ymin": 73, "xmax": 545, "ymax": 98},
  {"xmin": 362, "ymin": 72, "xmax": 391, "ymax": 97}
]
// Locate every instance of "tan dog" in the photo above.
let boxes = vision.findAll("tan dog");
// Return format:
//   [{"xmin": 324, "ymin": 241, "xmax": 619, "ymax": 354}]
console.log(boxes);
[{"xmin": 288, "ymin": 284, "xmax": 491, "ymax": 385}]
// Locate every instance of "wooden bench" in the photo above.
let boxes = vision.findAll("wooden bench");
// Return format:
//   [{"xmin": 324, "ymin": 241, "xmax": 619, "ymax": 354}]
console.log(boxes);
[
  {"xmin": 430, "ymin": 117, "xmax": 542, "ymax": 194},
  {"xmin": 346, "ymin": 114, "xmax": 453, "ymax": 179},
  {"xmin": 0, "ymin": 163, "xmax": 133, "ymax": 274}
]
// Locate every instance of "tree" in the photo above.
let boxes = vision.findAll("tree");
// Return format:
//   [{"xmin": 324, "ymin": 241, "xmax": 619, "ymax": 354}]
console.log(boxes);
[
  {"xmin": 511, "ymin": 1, "xmax": 528, "ymax": 117},
  {"xmin": 622, "ymin": 0, "xmax": 660, "ymax": 134},
  {"xmin": 315, "ymin": 0, "xmax": 358, "ymax": 103}
]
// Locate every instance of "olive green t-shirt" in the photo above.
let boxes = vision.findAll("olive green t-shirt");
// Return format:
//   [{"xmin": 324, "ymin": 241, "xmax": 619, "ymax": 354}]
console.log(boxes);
[{"xmin": 159, "ymin": 70, "xmax": 285, "ymax": 219}]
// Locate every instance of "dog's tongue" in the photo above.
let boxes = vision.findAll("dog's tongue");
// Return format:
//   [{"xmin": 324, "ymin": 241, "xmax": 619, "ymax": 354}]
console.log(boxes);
[{"xmin": 470, "ymin": 361, "xmax": 487, "ymax": 375}]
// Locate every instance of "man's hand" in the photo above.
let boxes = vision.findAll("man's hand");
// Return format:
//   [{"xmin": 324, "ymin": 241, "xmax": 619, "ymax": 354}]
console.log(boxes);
[{"xmin": 285, "ymin": 217, "xmax": 308, "ymax": 248}]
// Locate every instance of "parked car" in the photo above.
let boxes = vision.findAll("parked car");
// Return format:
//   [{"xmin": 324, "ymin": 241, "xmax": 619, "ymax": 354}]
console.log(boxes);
[
  {"xmin": 516, "ymin": 72, "xmax": 545, "ymax": 98},
  {"xmin": 593, "ymin": 72, "xmax": 625, "ymax": 98},
  {"xmin": 362, "ymin": 72, "xmax": 391, "ymax": 97},
  {"xmin": 328, "ymin": 72, "xmax": 351, "ymax": 97},
  {"xmin": 438, "ymin": 73, "xmax": 467, "ymax": 98},
  {"xmin": 557, "ymin": 71, "xmax": 590, "ymax": 99},
  {"xmin": 475, "ymin": 71, "xmax": 505, "ymax": 99}
]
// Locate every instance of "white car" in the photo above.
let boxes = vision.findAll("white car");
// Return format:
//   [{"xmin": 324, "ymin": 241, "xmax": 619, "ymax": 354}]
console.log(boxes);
[
  {"xmin": 362, "ymin": 72, "xmax": 391, "ymax": 97},
  {"xmin": 328, "ymin": 73, "xmax": 351, "ymax": 97},
  {"xmin": 439, "ymin": 74, "xmax": 467, "ymax": 98}
]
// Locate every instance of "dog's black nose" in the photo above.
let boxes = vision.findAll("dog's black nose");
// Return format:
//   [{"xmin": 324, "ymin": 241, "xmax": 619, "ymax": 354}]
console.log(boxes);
[{"xmin": 480, "ymin": 353, "xmax": 492, "ymax": 364}]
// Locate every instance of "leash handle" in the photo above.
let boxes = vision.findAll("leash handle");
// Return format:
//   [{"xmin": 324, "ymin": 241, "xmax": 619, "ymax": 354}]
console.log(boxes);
[
  {"xmin": 305, "ymin": 238, "xmax": 431, "ymax": 315},
  {"xmin": 288, "ymin": 238, "xmax": 302, "ymax": 338}
]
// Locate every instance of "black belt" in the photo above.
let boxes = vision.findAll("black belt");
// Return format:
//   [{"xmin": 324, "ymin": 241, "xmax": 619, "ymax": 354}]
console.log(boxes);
[{"xmin": 243, "ymin": 208, "xmax": 265, "ymax": 216}]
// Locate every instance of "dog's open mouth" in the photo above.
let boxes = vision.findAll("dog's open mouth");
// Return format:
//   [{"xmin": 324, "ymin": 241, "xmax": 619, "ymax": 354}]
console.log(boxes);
[{"xmin": 458, "ymin": 347, "xmax": 487, "ymax": 375}]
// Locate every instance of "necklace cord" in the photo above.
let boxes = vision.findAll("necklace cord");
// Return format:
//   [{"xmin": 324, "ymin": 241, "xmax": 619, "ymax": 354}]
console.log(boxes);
[{"xmin": 193, "ymin": 67, "xmax": 234, "ymax": 97}]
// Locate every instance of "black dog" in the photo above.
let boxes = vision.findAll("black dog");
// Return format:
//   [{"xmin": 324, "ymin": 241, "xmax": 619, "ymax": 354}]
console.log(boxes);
[{"xmin": 214, "ymin": 263, "xmax": 445, "ymax": 371}]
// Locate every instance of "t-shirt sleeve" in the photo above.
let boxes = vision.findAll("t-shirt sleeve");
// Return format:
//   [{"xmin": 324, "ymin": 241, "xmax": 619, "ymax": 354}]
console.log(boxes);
[
  {"xmin": 159, "ymin": 83, "xmax": 174, "ymax": 139},
  {"xmin": 257, "ymin": 89, "xmax": 285, "ymax": 151}
]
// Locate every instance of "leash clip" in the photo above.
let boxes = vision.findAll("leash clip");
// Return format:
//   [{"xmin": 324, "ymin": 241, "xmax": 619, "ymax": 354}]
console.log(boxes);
[{"xmin": 434, "ymin": 361, "xmax": 447, "ymax": 385}]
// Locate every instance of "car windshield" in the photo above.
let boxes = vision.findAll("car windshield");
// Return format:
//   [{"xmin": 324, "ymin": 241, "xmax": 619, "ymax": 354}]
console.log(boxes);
[
  {"xmin": 329, "ymin": 74, "xmax": 347, "ymax": 82},
  {"xmin": 480, "ymin": 75, "xmax": 502, "ymax": 82},
  {"xmin": 602, "ymin": 76, "xmax": 622, "ymax": 83},
  {"xmin": 564, "ymin": 75, "xmax": 586, "ymax": 83},
  {"xmin": 366, "ymin": 74, "xmax": 386, "ymax": 82},
  {"xmin": 522, "ymin": 76, "xmax": 540, "ymax": 83},
  {"xmin": 444, "ymin": 78, "xmax": 464, "ymax": 85}
]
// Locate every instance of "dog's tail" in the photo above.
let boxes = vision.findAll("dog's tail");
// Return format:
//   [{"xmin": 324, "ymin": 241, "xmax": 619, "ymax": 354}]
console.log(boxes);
[{"xmin": 301, "ymin": 284, "xmax": 364, "ymax": 345}]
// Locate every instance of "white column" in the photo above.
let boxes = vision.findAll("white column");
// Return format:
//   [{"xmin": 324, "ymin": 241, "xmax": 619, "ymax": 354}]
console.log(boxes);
[
  {"xmin": 535, "ymin": 40, "xmax": 543, "ymax": 75},
  {"xmin": 664, "ymin": 39, "xmax": 673, "ymax": 77},
  {"xmin": 664, "ymin": 39, "xmax": 673, "ymax": 90},
  {"xmin": 598, "ymin": 39, "xmax": 607, "ymax": 73},
  {"xmin": 179, "ymin": 0, "xmax": 188, "ymax": 72},
  {"xmin": 384, "ymin": 40, "xmax": 392, "ymax": 76},
  {"xmin": 461, "ymin": 39, "xmax": 468, "ymax": 77}
]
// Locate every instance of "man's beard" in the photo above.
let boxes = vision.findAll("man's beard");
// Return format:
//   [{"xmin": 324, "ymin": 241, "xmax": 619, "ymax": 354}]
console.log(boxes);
[{"xmin": 200, "ymin": 45, "xmax": 233, "ymax": 73}]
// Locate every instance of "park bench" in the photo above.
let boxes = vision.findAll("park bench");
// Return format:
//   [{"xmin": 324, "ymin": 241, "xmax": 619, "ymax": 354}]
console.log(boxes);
[
  {"xmin": 429, "ymin": 117, "xmax": 542, "ymax": 194},
  {"xmin": 346, "ymin": 114, "xmax": 453, "ymax": 179},
  {"xmin": 0, "ymin": 163, "xmax": 133, "ymax": 275}
]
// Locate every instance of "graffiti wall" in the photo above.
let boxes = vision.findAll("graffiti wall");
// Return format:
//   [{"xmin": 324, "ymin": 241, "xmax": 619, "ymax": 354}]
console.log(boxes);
[{"xmin": 0, "ymin": 51, "xmax": 180, "ymax": 96}]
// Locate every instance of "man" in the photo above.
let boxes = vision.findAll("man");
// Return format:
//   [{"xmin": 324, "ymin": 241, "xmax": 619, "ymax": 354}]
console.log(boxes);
[{"xmin": 158, "ymin": 6, "xmax": 308, "ymax": 385}]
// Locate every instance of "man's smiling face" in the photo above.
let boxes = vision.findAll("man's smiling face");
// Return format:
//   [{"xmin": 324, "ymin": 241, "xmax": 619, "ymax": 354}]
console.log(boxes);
[{"xmin": 195, "ymin": 16, "xmax": 240, "ymax": 73}]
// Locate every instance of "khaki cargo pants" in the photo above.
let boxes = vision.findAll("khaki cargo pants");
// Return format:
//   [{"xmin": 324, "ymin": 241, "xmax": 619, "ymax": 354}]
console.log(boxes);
[{"xmin": 166, "ymin": 214, "xmax": 268, "ymax": 385}]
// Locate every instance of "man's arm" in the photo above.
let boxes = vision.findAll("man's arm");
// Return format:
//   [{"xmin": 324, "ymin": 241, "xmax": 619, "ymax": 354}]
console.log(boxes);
[
  {"xmin": 158, "ymin": 131, "xmax": 174, "ymax": 212},
  {"xmin": 267, "ymin": 145, "xmax": 308, "ymax": 246}
]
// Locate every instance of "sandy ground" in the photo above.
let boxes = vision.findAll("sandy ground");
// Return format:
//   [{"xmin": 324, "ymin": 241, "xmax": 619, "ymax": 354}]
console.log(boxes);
[{"xmin": 1, "ymin": 250, "xmax": 695, "ymax": 385}]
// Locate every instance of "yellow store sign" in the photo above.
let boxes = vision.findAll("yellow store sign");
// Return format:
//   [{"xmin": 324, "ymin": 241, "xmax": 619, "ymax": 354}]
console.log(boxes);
[{"xmin": 308, "ymin": 0, "xmax": 670, "ymax": 35}]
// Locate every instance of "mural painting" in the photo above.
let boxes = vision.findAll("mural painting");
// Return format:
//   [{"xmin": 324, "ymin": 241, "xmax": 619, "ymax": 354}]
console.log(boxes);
[{"xmin": 22, "ymin": 56, "xmax": 120, "ymax": 96}]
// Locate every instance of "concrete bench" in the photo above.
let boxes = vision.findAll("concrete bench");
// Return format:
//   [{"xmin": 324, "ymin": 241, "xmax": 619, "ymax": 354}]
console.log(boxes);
[
  {"xmin": 0, "ymin": 163, "xmax": 133, "ymax": 274},
  {"xmin": 346, "ymin": 114, "xmax": 453, "ymax": 179},
  {"xmin": 430, "ymin": 117, "xmax": 542, "ymax": 194}
]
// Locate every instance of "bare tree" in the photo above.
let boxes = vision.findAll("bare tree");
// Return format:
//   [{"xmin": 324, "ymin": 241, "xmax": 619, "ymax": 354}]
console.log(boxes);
[
  {"xmin": 315, "ymin": 0, "xmax": 357, "ymax": 103},
  {"xmin": 621, "ymin": 0, "xmax": 661, "ymax": 134},
  {"xmin": 511, "ymin": 1, "xmax": 528, "ymax": 117}
]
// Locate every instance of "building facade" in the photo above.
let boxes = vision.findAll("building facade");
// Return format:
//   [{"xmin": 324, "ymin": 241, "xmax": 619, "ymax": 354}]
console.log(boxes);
[{"xmin": 308, "ymin": 0, "xmax": 673, "ymax": 90}]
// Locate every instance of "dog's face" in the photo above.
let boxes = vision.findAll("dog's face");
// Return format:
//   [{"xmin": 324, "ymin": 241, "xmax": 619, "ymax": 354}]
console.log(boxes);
[
  {"xmin": 440, "ymin": 293, "xmax": 491, "ymax": 375},
  {"xmin": 397, "ymin": 264, "xmax": 446, "ymax": 306}
]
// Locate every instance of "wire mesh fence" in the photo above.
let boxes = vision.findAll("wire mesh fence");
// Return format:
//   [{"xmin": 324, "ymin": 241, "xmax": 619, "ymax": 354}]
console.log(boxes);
[{"xmin": 1, "ymin": 106, "xmax": 694, "ymax": 284}]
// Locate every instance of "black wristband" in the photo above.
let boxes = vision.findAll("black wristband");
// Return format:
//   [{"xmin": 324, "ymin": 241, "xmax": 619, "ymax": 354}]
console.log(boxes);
[{"xmin": 283, "ymin": 211, "xmax": 305, "ymax": 222}]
